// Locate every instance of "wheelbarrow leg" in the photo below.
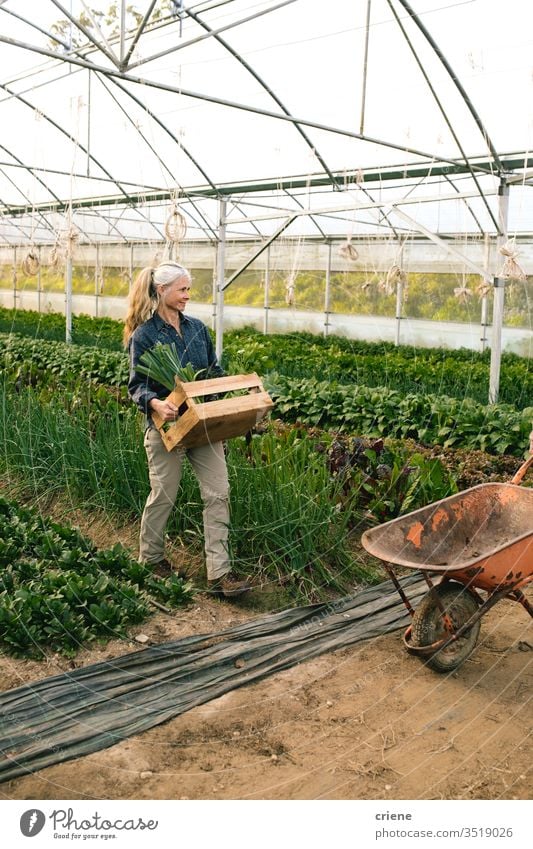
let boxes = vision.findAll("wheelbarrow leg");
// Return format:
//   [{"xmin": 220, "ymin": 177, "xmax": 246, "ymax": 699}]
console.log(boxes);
[
  {"xmin": 512, "ymin": 589, "xmax": 533, "ymax": 618},
  {"xmin": 383, "ymin": 563, "xmax": 416, "ymax": 617}
]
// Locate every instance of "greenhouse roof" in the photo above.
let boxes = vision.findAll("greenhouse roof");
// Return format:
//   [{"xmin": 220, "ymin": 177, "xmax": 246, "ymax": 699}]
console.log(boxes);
[{"xmin": 0, "ymin": 0, "xmax": 532, "ymax": 244}]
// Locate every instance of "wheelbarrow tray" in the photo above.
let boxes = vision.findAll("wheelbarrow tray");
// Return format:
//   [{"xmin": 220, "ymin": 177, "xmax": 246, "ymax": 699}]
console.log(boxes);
[{"xmin": 361, "ymin": 483, "xmax": 533, "ymax": 592}]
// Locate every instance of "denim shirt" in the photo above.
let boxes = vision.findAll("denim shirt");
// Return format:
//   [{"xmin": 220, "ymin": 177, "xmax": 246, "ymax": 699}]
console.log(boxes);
[{"xmin": 127, "ymin": 311, "xmax": 223, "ymax": 429}]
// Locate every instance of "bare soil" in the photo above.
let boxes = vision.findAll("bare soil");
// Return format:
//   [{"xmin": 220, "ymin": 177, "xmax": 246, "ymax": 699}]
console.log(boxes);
[{"xmin": 0, "ymin": 497, "xmax": 531, "ymax": 802}]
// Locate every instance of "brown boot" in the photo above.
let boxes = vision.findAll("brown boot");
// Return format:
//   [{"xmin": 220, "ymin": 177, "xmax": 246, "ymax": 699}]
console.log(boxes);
[
  {"xmin": 145, "ymin": 559, "xmax": 188, "ymax": 581},
  {"xmin": 207, "ymin": 571, "xmax": 251, "ymax": 598}
]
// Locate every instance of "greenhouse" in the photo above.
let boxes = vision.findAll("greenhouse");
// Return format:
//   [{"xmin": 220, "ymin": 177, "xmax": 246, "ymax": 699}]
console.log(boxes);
[
  {"xmin": 0, "ymin": 1, "xmax": 532, "ymax": 389},
  {"xmin": 0, "ymin": 0, "xmax": 532, "ymax": 812}
]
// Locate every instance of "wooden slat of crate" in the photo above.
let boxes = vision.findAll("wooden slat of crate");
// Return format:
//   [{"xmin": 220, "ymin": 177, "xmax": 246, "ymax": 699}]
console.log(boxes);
[
  {"xmin": 152, "ymin": 373, "xmax": 274, "ymax": 450},
  {"xmin": 181, "ymin": 374, "xmax": 267, "ymax": 398}
]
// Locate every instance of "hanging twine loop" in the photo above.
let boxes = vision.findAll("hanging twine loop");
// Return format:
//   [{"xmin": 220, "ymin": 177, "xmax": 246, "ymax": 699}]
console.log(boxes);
[
  {"xmin": 164, "ymin": 203, "xmax": 187, "ymax": 244},
  {"xmin": 339, "ymin": 237, "xmax": 359, "ymax": 261},
  {"xmin": 453, "ymin": 285, "xmax": 473, "ymax": 304},
  {"xmin": 475, "ymin": 279, "xmax": 491, "ymax": 299},
  {"xmin": 339, "ymin": 170, "xmax": 364, "ymax": 261},
  {"xmin": 498, "ymin": 240, "xmax": 527, "ymax": 281},
  {"xmin": 21, "ymin": 250, "xmax": 40, "ymax": 277},
  {"xmin": 384, "ymin": 264, "xmax": 406, "ymax": 296},
  {"xmin": 49, "ymin": 227, "xmax": 79, "ymax": 269},
  {"xmin": 285, "ymin": 275, "xmax": 296, "ymax": 306}
]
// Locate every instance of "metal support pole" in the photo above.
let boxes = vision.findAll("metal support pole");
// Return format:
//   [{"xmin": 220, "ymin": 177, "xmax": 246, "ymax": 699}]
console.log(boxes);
[
  {"xmin": 94, "ymin": 242, "xmax": 100, "ymax": 318},
  {"xmin": 263, "ymin": 245, "xmax": 270, "ymax": 335},
  {"xmin": 480, "ymin": 233, "xmax": 490, "ymax": 352},
  {"xmin": 12, "ymin": 246, "xmax": 17, "ymax": 310},
  {"xmin": 65, "ymin": 254, "xmax": 73, "ymax": 344},
  {"xmin": 37, "ymin": 246, "xmax": 42, "ymax": 313},
  {"xmin": 87, "ymin": 69, "xmax": 91, "ymax": 177},
  {"xmin": 324, "ymin": 241, "xmax": 332, "ymax": 337},
  {"xmin": 215, "ymin": 199, "xmax": 227, "ymax": 362},
  {"xmin": 120, "ymin": 0, "xmax": 126, "ymax": 64},
  {"xmin": 211, "ymin": 243, "xmax": 217, "ymax": 332},
  {"xmin": 488, "ymin": 181, "xmax": 509, "ymax": 404},
  {"xmin": 395, "ymin": 275, "xmax": 404, "ymax": 347},
  {"xmin": 360, "ymin": 0, "xmax": 372, "ymax": 135}
]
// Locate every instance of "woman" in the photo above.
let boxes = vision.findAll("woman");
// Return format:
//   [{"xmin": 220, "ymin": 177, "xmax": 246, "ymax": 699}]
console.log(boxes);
[{"xmin": 124, "ymin": 260, "xmax": 250, "ymax": 598}]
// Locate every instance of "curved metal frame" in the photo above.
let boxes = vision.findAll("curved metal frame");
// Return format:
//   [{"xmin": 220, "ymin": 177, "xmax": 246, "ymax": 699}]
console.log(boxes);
[
  {"xmin": 0, "ymin": 2, "xmax": 528, "ymax": 248},
  {"xmin": 386, "ymin": 0, "xmax": 499, "ymax": 233}
]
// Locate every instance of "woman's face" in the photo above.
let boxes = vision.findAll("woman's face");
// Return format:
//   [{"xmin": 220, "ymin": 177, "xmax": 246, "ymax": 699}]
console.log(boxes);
[{"xmin": 159, "ymin": 275, "xmax": 191, "ymax": 312}]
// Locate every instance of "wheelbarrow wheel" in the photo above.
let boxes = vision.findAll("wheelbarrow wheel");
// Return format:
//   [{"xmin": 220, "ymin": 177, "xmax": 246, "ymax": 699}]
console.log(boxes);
[{"xmin": 411, "ymin": 582, "xmax": 481, "ymax": 673}]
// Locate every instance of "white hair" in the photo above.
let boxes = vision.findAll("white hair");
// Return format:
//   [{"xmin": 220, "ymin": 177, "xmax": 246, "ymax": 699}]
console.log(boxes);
[{"xmin": 152, "ymin": 261, "xmax": 192, "ymax": 288}]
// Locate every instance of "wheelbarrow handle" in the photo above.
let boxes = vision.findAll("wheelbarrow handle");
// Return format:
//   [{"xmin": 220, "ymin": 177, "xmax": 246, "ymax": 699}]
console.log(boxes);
[{"xmin": 511, "ymin": 453, "xmax": 533, "ymax": 486}]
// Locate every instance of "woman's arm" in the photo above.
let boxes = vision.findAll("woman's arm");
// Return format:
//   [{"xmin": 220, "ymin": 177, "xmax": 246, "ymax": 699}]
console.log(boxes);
[{"xmin": 127, "ymin": 330, "xmax": 167, "ymax": 414}]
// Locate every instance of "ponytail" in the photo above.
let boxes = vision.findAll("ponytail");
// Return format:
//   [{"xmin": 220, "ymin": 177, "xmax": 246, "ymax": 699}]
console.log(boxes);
[
  {"xmin": 123, "ymin": 261, "xmax": 192, "ymax": 346},
  {"xmin": 123, "ymin": 266, "xmax": 156, "ymax": 346}
]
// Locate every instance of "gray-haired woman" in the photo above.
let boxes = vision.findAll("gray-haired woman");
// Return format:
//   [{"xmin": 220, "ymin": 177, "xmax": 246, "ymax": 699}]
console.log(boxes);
[{"xmin": 124, "ymin": 260, "xmax": 250, "ymax": 598}]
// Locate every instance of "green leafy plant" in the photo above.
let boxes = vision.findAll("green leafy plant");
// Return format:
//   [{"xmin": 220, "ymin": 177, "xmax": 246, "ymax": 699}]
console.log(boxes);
[
  {"xmin": 265, "ymin": 373, "xmax": 532, "ymax": 457},
  {"xmin": 0, "ymin": 316, "xmax": 531, "ymax": 410},
  {"xmin": 324, "ymin": 436, "xmax": 457, "ymax": 522},
  {"xmin": 0, "ymin": 496, "xmax": 194, "ymax": 658}
]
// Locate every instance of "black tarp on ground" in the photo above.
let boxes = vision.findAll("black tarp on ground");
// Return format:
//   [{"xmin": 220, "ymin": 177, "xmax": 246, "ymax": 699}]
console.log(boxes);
[{"xmin": 0, "ymin": 575, "xmax": 428, "ymax": 782}]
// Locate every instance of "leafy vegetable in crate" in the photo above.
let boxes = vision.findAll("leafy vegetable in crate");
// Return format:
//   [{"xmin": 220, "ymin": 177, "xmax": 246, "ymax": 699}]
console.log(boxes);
[{"xmin": 136, "ymin": 342, "xmax": 206, "ymax": 391}]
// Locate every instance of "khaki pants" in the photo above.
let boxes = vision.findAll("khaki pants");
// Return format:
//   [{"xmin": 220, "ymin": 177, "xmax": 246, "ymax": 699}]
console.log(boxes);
[{"xmin": 139, "ymin": 428, "xmax": 230, "ymax": 580}]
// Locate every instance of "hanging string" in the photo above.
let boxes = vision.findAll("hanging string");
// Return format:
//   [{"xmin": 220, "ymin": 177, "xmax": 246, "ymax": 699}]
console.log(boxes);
[
  {"xmin": 339, "ymin": 239, "xmax": 359, "ymax": 261},
  {"xmin": 339, "ymin": 169, "xmax": 363, "ymax": 261},
  {"xmin": 21, "ymin": 251, "xmax": 40, "ymax": 277},
  {"xmin": 453, "ymin": 284, "xmax": 473, "ymax": 304},
  {"xmin": 285, "ymin": 274, "xmax": 296, "ymax": 306},
  {"xmin": 22, "ymin": 111, "xmax": 42, "ymax": 278},
  {"xmin": 384, "ymin": 264, "xmax": 406, "ymax": 296},
  {"xmin": 164, "ymin": 202, "xmax": 187, "ymax": 244},
  {"xmin": 49, "ymin": 226, "xmax": 80, "ymax": 269},
  {"xmin": 283, "ymin": 162, "xmax": 314, "ymax": 307},
  {"xmin": 49, "ymin": 239, "xmax": 63, "ymax": 270},
  {"xmin": 475, "ymin": 279, "xmax": 491, "ymax": 299},
  {"xmin": 498, "ymin": 240, "xmax": 527, "ymax": 281},
  {"xmin": 285, "ymin": 236, "xmax": 302, "ymax": 306}
]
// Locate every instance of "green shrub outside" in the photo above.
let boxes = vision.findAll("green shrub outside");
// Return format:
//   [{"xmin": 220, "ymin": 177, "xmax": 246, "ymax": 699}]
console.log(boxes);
[{"xmin": 2, "ymin": 262, "xmax": 531, "ymax": 325}]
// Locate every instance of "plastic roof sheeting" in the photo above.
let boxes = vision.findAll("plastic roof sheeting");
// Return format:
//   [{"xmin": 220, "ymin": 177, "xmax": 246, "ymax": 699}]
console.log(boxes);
[{"xmin": 0, "ymin": 0, "xmax": 531, "ymax": 243}]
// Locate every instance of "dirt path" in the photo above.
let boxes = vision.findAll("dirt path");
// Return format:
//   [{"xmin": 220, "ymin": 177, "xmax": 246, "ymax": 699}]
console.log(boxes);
[{"xmin": 1, "ymin": 582, "xmax": 531, "ymax": 801}]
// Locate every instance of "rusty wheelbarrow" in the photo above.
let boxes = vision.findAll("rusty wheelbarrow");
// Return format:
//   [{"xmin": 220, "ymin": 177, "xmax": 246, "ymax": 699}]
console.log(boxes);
[{"xmin": 361, "ymin": 455, "xmax": 533, "ymax": 672}]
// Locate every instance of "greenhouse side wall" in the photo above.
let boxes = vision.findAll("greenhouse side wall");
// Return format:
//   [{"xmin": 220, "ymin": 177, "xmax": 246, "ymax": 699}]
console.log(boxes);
[
  {"xmin": 0, "ymin": 290, "xmax": 530, "ymax": 356},
  {"xmin": 0, "ymin": 238, "xmax": 531, "ymax": 356}
]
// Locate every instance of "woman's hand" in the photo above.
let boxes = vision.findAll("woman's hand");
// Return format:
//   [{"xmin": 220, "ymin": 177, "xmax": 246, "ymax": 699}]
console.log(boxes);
[
  {"xmin": 529, "ymin": 429, "xmax": 533, "ymax": 454},
  {"xmin": 149, "ymin": 397, "xmax": 179, "ymax": 422}
]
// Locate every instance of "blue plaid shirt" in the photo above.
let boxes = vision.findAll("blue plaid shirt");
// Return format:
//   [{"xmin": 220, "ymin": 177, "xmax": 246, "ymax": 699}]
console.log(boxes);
[{"xmin": 127, "ymin": 311, "xmax": 223, "ymax": 429}]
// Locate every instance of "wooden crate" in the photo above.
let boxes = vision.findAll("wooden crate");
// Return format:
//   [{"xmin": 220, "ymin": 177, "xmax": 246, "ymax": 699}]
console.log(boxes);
[{"xmin": 151, "ymin": 372, "xmax": 274, "ymax": 450}]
